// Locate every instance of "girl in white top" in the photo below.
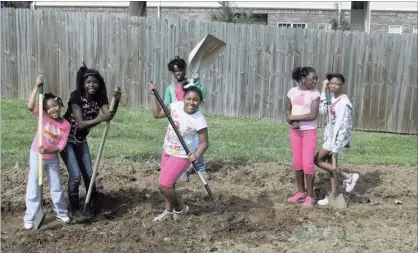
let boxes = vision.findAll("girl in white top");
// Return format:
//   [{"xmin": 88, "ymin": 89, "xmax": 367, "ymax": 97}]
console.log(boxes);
[
  {"xmin": 314, "ymin": 73, "xmax": 359, "ymax": 206},
  {"xmin": 148, "ymin": 83, "xmax": 209, "ymax": 222}
]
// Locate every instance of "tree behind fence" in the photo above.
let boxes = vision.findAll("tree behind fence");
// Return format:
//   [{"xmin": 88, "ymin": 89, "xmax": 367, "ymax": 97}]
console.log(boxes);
[{"xmin": 1, "ymin": 8, "xmax": 417, "ymax": 134}]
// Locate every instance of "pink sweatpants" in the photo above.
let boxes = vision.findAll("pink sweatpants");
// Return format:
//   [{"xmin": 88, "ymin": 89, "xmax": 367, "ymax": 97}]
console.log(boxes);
[
  {"xmin": 159, "ymin": 150, "xmax": 190, "ymax": 188},
  {"xmin": 289, "ymin": 128, "xmax": 317, "ymax": 175}
]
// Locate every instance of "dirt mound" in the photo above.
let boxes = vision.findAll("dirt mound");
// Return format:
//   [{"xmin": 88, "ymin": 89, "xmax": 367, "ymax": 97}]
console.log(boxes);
[{"xmin": 1, "ymin": 161, "xmax": 417, "ymax": 253}]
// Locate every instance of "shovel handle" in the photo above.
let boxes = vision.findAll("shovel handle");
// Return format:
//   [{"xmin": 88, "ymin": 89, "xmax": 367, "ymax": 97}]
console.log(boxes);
[
  {"xmin": 38, "ymin": 83, "xmax": 44, "ymax": 185},
  {"xmin": 85, "ymin": 87, "xmax": 121, "ymax": 208}
]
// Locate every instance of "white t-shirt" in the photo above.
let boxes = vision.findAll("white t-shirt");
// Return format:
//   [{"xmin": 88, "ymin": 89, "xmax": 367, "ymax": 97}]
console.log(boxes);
[{"xmin": 163, "ymin": 101, "xmax": 208, "ymax": 158}]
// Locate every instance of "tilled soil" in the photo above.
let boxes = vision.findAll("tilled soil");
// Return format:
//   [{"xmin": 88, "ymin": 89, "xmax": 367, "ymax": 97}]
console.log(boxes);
[{"xmin": 1, "ymin": 160, "xmax": 417, "ymax": 253}]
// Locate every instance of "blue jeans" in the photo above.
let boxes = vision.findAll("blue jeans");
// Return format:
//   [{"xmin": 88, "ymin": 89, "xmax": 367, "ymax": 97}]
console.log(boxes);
[
  {"xmin": 60, "ymin": 142, "xmax": 98, "ymax": 212},
  {"xmin": 24, "ymin": 152, "xmax": 68, "ymax": 224},
  {"xmin": 192, "ymin": 135, "xmax": 205, "ymax": 171}
]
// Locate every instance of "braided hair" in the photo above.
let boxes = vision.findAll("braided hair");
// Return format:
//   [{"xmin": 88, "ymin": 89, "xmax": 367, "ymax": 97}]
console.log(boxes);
[
  {"xmin": 76, "ymin": 62, "xmax": 108, "ymax": 104},
  {"xmin": 43, "ymin": 93, "xmax": 64, "ymax": 111}
]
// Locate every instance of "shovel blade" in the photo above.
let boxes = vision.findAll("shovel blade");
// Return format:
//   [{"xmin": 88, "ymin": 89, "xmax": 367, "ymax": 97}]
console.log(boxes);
[
  {"xmin": 33, "ymin": 206, "xmax": 46, "ymax": 230},
  {"xmin": 327, "ymin": 192, "xmax": 347, "ymax": 209},
  {"xmin": 33, "ymin": 187, "xmax": 46, "ymax": 230}
]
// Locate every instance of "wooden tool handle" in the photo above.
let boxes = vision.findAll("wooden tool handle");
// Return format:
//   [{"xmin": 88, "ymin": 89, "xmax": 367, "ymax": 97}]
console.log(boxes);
[
  {"xmin": 38, "ymin": 83, "xmax": 44, "ymax": 186},
  {"xmin": 84, "ymin": 87, "xmax": 121, "ymax": 208}
]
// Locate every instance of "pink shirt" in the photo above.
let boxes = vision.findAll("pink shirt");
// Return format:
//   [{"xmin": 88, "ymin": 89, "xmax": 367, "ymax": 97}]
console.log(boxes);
[
  {"xmin": 174, "ymin": 83, "xmax": 185, "ymax": 101},
  {"xmin": 287, "ymin": 87, "xmax": 320, "ymax": 130},
  {"xmin": 30, "ymin": 105, "xmax": 71, "ymax": 160}
]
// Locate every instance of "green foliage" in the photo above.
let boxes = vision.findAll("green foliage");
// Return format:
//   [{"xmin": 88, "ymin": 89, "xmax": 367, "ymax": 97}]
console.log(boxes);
[
  {"xmin": 330, "ymin": 3, "xmax": 351, "ymax": 31},
  {"xmin": 210, "ymin": 1, "xmax": 254, "ymax": 24}
]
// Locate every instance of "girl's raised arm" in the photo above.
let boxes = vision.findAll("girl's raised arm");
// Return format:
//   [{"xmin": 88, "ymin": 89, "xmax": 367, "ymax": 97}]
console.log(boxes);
[
  {"xmin": 27, "ymin": 75, "xmax": 44, "ymax": 112},
  {"xmin": 148, "ymin": 82, "xmax": 170, "ymax": 119},
  {"xmin": 318, "ymin": 79, "xmax": 329, "ymax": 115}
]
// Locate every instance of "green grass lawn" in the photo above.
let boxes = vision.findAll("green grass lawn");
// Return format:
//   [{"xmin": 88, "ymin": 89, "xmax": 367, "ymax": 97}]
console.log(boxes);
[{"xmin": 1, "ymin": 99, "xmax": 417, "ymax": 170}]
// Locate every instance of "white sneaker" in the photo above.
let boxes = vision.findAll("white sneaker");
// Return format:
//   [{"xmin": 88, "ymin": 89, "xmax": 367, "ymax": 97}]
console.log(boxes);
[
  {"xmin": 317, "ymin": 197, "xmax": 329, "ymax": 206},
  {"xmin": 56, "ymin": 215, "xmax": 71, "ymax": 224},
  {"xmin": 344, "ymin": 173, "xmax": 359, "ymax": 193},
  {"xmin": 173, "ymin": 205, "xmax": 189, "ymax": 221},
  {"xmin": 153, "ymin": 209, "xmax": 173, "ymax": 222},
  {"xmin": 23, "ymin": 223, "xmax": 33, "ymax": 230}
]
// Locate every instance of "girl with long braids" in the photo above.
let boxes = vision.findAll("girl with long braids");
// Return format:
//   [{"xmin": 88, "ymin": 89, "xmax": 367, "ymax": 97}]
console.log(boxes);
[{"xmin": 60, "ymin": 63, "xmax": 121, "ymax": 221}]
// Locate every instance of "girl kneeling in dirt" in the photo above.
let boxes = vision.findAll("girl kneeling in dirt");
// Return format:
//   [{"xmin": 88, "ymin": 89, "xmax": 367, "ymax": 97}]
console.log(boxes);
[
  {"xmin": 314, "ymin": 73, "xmax": 359, "ymax": 206},
  {"xmin": 285, "ymin": 66, "xmax": 320, "ymax": 209},
  {"xmin": 24, "ymin": 75, "xmax": 71, "ymax": 229},
  {"xmin": 148, "ymin": 82, "xmax": 209, "ymax": 221},
  {"xmin": 60, "ymin": 64, "xmax": 121, "ymax": 222}
]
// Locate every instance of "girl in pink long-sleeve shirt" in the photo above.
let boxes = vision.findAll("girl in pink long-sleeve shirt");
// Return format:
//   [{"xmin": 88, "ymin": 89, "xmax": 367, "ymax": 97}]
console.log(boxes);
[{"xmin": 23, "ymin": 75, "xmax": 71, "ymax": 230}]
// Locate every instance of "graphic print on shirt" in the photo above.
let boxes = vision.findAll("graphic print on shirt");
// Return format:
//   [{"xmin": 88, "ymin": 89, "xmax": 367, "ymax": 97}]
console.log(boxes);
[
  {"xmin": 291, "ymin": 92, "xmax": 309, "ymax": 115},
  {"xmin": 165, "ymin": 118, "xmax": 188, "ymax": 155},
  {"xmin": 67, "ymin": 95, "xmax": 101, "ymax": 144},
  {"xmin": 164, "ymin": 102, "xmax": 200, "ymax": 157},
  {"xmin": 43, "ymin": 121, "xmax": 65, "ymax": 145}
]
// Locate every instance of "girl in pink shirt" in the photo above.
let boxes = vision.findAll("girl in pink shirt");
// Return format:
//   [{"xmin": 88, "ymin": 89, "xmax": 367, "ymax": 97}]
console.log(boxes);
[
  {"xmin": 24, "ymin": 76, "xmax": 71, "ymax": 229},
  {"xmin": 285, "ymin": 67, "xmax": 320, "ymax": 209}
]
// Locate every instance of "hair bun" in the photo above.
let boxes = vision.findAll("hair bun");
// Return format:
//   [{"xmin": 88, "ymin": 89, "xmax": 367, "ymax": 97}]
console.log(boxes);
[{"xmin": 291, "ymin": 67, "xmax": 302, "ymax": 81}]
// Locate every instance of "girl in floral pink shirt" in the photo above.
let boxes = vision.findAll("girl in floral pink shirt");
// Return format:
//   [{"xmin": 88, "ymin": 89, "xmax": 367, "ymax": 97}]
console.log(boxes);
[{"xmin": 24, "ymin": 76, "xmax": 71, "ymax": 229}]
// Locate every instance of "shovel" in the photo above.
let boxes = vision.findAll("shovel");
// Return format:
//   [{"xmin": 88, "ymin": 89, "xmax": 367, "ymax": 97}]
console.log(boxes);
[
  {"xmin": 326, "ymin": 85, "xmax": 347, "ymax": 209},
  {"xmin": 84, "ymin": 87, "xmax": 121, "ymax": 214},
  {"xmin": 34, "ymin": 82, "xmax": 46, "ymax": 230},
  {"xmin": 150, "ymin": 83, "xmax": 223, "ymax": 215}
]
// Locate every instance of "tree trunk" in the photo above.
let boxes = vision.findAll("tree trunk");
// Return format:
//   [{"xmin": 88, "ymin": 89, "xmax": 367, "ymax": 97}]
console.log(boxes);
[{"xmin": 128, "ymin": 1, "xmax": 147, "ymax": 17}]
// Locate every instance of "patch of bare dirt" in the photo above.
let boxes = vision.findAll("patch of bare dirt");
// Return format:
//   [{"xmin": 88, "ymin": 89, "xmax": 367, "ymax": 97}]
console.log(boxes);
[{"xmin": 1, "ymin": 161, "xmax": 417, "ymax": 253}]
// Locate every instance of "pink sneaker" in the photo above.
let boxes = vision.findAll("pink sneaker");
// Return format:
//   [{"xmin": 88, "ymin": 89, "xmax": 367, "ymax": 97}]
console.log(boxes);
[
  {"xmin": 302, "ymin": 196, "xmax": 315, "ymax": 208},
  {"xmin": 287, "ymin": 192, "xmax": 306, "ymax": 203}
]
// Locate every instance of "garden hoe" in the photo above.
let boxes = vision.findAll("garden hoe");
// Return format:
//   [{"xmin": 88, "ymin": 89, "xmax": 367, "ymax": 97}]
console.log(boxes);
[
  {"xmin": 34, "ymin": 82, "xmax": 46, "ymax": 230},
  {"xmin": 326, "ymin": 84, "xmax": 347, "ymax": 209},
  {"xmin": 84, "ymin": 87, "xmax": 121, "ymax": 216}
]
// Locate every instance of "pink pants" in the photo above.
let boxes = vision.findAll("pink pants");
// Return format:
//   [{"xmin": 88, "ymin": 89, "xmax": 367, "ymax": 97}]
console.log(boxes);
[
  {"xmin": 289, "ymin": 128, "xmax": 317, "ymax": 175},
  {"xmin": 159, "ymin": 150, "xmax": 190, "ymax": 188}
]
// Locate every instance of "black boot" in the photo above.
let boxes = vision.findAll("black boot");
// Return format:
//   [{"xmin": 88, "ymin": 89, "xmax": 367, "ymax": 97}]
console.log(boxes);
[
  {"xmin": 69, "ymin": 195, "xmax": 86, "ymax": 223},
  {"xmin": 87, "ymin": 192, "xmax": 105, "ymax": 222}
]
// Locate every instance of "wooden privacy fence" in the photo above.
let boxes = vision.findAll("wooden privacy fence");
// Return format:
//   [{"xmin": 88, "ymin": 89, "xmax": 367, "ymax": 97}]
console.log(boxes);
[{"xmin": 1, "ymin": 8, "xmax": 417, "ymax": 134}]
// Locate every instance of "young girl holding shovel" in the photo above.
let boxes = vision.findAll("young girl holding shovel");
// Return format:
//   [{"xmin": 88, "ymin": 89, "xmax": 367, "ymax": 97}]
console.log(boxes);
[
  {"xmin": 314, "ymin": 73, "xmax": 359, "ymax": 206},
  {"xmin": 285, "ymin": 67, "xmax": 320, "ymax": 209},
  {"xmin": 60, "ymin": 64, "xmax": 121, "ymax": 221},
  {"xmin": 24, "ymin": 75, "xmax": 71, "ymax": 229},
  {"xmin": 148, "ymin": 82, "xmax": 209, "ymax": 222},
  {"xmin": 163, "ymin": 56, "xmax": 211, "ymax": 182}
]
